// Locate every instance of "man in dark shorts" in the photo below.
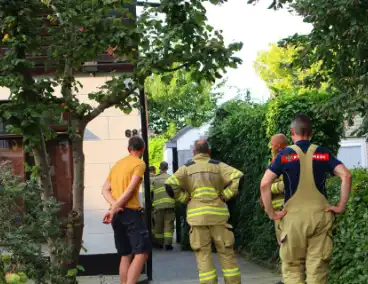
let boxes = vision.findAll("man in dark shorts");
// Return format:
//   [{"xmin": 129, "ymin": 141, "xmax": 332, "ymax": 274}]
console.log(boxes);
[
  {"xmin": 102, "ymin": 136, "xmax": 151, "ymax": 284},
  {"xmin": 260, "ymin": 113, "xmax": 352, "ymax": 284}
]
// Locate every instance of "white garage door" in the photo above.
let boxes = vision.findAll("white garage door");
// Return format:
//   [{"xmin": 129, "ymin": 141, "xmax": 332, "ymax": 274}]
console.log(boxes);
[{"xmin": 337, "ymin": 139, "xmax": 367, "ymax": 169}]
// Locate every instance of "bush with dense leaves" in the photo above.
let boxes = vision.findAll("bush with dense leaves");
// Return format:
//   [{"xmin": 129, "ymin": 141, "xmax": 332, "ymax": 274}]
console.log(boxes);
[
  {"xmin": 0, "ymin": 162, "xmax": 73, "ymax": 284},
  {"xmin": 267, "ymin": 91, "xmax": 343, "ymax": 155},
  {"xmin": 326, "ymin": 168, "xmax": 368, "ymax": 284}
]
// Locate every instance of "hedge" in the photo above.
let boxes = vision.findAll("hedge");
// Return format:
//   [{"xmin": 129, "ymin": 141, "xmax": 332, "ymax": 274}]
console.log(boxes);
[
  {"xmin": 267, "ymin": 91, "xmax": 343, "ymax": 155},
  {"xmin": 326, "ymin": 168, "xmax": 368, "ymax": 284}
]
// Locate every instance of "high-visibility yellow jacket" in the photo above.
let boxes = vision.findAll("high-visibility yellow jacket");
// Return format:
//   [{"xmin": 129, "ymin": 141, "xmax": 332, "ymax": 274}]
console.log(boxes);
[
  {"xmin": 151, "ymin": 172, "xmax": 175, "ymax": 209},
  {"xmin": 165, "ymin": 153, "xmax": 244, "ymax": 226},
  {"xmin": 271, "ymin": 174, "xmax": 284, "ymax": 210}
]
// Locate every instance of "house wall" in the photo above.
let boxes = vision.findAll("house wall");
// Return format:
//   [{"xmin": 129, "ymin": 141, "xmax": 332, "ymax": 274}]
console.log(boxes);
[
  {"xmin": 339, "ymin": 115, "xmax": 368, "ymax": 169},
  {"xmin": 0, "ymin": 75, "xmax": 142, "ymax": 255},
  {"xmin": 337, "ymin": 138, "xmax": 368, "ymax": 169},
  {"xmin": 164, "ymin": 122, "xmax": 211, "ymax": 174}
]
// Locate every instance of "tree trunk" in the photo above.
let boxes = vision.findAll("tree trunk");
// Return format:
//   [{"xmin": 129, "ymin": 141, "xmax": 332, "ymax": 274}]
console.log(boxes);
[
  {"xmin": 31, "ymin": 127, "xmax": 58, "ymax": 266},
  {"xmin": 69, "ymin": 119, "xmax": 86, "ymax": 265}
]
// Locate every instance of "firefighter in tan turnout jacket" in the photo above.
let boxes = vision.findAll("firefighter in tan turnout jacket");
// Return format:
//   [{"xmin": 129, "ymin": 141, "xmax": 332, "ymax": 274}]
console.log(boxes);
[
  {"xmin": 165, "ymin": 140, "xmax": 244, "ymax": 284},
  {"xmin": 151, "ymin": 162, "xmax": 175, "ymax": 250}
]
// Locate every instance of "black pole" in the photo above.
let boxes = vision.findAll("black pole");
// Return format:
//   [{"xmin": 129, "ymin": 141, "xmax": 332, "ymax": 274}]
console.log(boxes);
[
  {"xmin": 172, "ymin": 147, "xmax": 181, "ymax": 244},
  {"xmin": 139, "ymin": 87, "xmax": 153, "ymax": 281}
]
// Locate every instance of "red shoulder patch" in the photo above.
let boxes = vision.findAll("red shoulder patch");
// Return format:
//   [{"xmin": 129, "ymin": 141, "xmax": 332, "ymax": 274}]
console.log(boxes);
[
  {"xmin": 312, "ymin": 153, "xmax": 329, "ymax": 161},
  {"xmin": 281, "ymin": 154, "xmax": 299, "ymax": 164}
]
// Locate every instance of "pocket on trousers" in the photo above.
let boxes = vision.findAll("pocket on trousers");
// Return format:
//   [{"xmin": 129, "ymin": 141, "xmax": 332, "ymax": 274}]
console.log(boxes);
[
  {"xmin": 189, "ymin": 227, "xmax": 201, "ymax": 251},
  {"xmin": 322, "ymin": 231, "xmax": 333, "ymax": 262},
  {"xmin": 279, "ymin": 232, "xmax": 291, "ymax": 262},
  {"xmin": 223, "ymin": 224, "xmax": 235, "ymax": 248}
]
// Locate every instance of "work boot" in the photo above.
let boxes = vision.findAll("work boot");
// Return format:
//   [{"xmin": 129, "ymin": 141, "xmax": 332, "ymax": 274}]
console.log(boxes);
[
  {"xmin": 152, "ymin": 243, "xmax": 163, "ymax": 249},
  {"xmin": 164, "ymin": 245, "xmax": 173, "ymax": 251}
]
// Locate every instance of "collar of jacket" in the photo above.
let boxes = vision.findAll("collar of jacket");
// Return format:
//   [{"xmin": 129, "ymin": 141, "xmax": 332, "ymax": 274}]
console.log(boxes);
[{"xmin": 193, "ymin": 153, "xmax": 211, "ymax": 161}]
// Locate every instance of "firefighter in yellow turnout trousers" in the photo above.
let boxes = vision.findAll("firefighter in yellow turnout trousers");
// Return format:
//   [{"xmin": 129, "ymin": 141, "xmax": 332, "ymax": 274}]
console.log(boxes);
[
  {"xmin": 151, "ymin": 162, "xmax": 175, "ymax": 250},
  {"xmin": 269, "ymin": 134, "xmax": 289, "ymax": 245},
  {"xmin": 260, "ymin": 114, "xmax": 352, "ymax": 284},
  {"xmin": 165, "ymin": 140, "xmax": 244, "ymax": 284}
]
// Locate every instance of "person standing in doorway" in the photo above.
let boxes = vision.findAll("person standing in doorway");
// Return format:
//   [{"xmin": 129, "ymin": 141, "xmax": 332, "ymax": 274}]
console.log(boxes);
[
  {"xmin": 151, "ymin": 161, "xmax": 176, "ymax": 250},
  {"xmin": 101, "ymin": 136, "xmax": 151, "ymax": 284},
  {"xmin": 166, "ymin": 140, "xmax": 243, "ymax": 284},
  {"xmin": 260, "ymin": 113, "xmax": 352, "ymax": 284}
]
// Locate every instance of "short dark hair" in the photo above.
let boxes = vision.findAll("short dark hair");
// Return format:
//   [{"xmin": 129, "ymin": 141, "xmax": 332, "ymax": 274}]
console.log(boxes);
[
  {"xmin": 291, "ymin": 113, "xmax": 312, "ymax": 136},
  {"xmin": 160, "ymin": 161, "xmax": 168, "ymax": 171},
  {"xmin": 148, "ymin": 166, "xmax": 156, "ymax": 173},
  {"xmin": 194, "ymin": 140, "xmax": 210, "ymax": 154},
  {"xmin": 128, "ymin": 136, "xmax": 145, "ymax": 151}
]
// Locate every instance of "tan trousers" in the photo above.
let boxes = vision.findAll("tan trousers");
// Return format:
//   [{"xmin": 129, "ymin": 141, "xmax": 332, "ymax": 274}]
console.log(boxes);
[
  {"xmin": 153, "ymin": 208, "xmax": 175, "ymax": 245},
  {"xmin": 280, "ymin": 211, "xmax": 334, "ymax": 284},
  {"xmin": 189, "ymin": 224, "xmax": 241, "ymax": 284}
]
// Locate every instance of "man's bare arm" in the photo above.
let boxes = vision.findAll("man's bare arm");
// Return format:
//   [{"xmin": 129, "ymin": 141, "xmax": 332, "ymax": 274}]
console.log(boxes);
[
  {"xmin": 101, "ymin": 180, "xmax": 116, "ymax": 206},
  {"xmin": 113, "ymin": 176, "xmax": 143, "ymax": 209},
  {"xmin": 328, "ymin": 164, "xmax": 352, "ymax": 213},
  {"xmin": 260, "ymin": 170, "xmax": 278, "ymax": 215},
  {"xmin": 260, "ymin": 169, "xmax": 286, "ymax": 220}
]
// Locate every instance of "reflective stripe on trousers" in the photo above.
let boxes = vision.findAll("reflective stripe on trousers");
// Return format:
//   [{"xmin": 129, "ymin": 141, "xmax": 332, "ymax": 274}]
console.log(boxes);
[
  {"xmin": 199, "ymin": 269, "xmax": 217, "ymax": 283},
  {"xmin": 190, "ymin": 225, "xmax": 241, "ymax": 284}
]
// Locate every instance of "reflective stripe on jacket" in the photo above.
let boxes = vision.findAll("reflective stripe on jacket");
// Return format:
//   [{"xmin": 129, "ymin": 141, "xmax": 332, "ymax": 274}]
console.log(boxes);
[
  {"xmin": 165, "ymin": 153, "xmax": 244, "ymax": 226},
  {"xmin": 151, "ymin": 172, "xmax": 175, "ymax": 209}
]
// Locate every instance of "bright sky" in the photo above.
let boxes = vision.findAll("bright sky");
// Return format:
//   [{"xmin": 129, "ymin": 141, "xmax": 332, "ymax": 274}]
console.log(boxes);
[
  {"xmin": 139, "ymin": 1, "xmax": 312, "ymax": 103},
  {"xmin": 204, "ymin": 0, "xmax": 312, "ymax": 103}
]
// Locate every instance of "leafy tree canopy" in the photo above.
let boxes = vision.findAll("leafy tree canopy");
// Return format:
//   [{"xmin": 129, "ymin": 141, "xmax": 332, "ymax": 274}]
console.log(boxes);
[
  {"xmin": 145, "ymin": 68, "xmax": 223, "ymax": 134},
  {"xmin": 254, "ymin": 43, "xmax": 326, "ymax": 95},
  {"xmin": 248, "ymin": 0, "xmax": 368, "ymax": 134}
]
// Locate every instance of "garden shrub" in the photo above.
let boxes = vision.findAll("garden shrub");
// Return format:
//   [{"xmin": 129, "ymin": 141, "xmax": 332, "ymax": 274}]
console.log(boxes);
[
  {"xmin": 0, "ymin": 161, "xmax": 72, "ymax": 284},
  {"xmin": 267, "ymin": 91, "xmax": 344, "ymax": 155},
  {"xmin": 326, "ymin": 168, "xmax": 368, "ymax": 284}
]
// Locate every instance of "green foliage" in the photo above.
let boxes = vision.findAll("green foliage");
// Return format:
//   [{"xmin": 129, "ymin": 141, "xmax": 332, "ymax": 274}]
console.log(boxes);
[
  {"xmin": 148, "ymin": 122, "xmax": 177, "ymax": 169},
  {"xmin": 249, "ymin": 0, "xmax": 368, "ymax": 134},
  {"xmin": 0, "ymin": 161, "xmax": 71, "ymax": 284},
  {"xmin": 208, "ymin": 99, "xmax": 275, "ymax": 260},
  {"xmin": 149, "ymin": 135, "xmax": 167, "ymax": 170},
  {"xmin": 203, "ymin": 91, "xmax": 343, "ymax": 262},
  {"xmin": 326, "ymin": 169, "xmax": 368, "ymax": 284},
  {"xmin": 145, "ymin": 69, "xmax": 223, "ymax": 134},
  {"xmin": 267, "ymin": 91, "xmax": 344, "ymax": 155},
  {"xmin": 254, "ymin": 44, "xmax": 327, "ymax": 95}
]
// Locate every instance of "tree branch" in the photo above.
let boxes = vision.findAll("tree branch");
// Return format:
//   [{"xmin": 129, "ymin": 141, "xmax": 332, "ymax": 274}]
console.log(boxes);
[
  {"xmin": 85, "ymin": 100, "xmax": 113, "ymax": 122},
  {"xmin": 84, "ymin": 91, "xmax": 131, "ymax": 123},
  {"xmin": 157, "ymin": 62, "xmax": 190, "ymax": 72}
]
